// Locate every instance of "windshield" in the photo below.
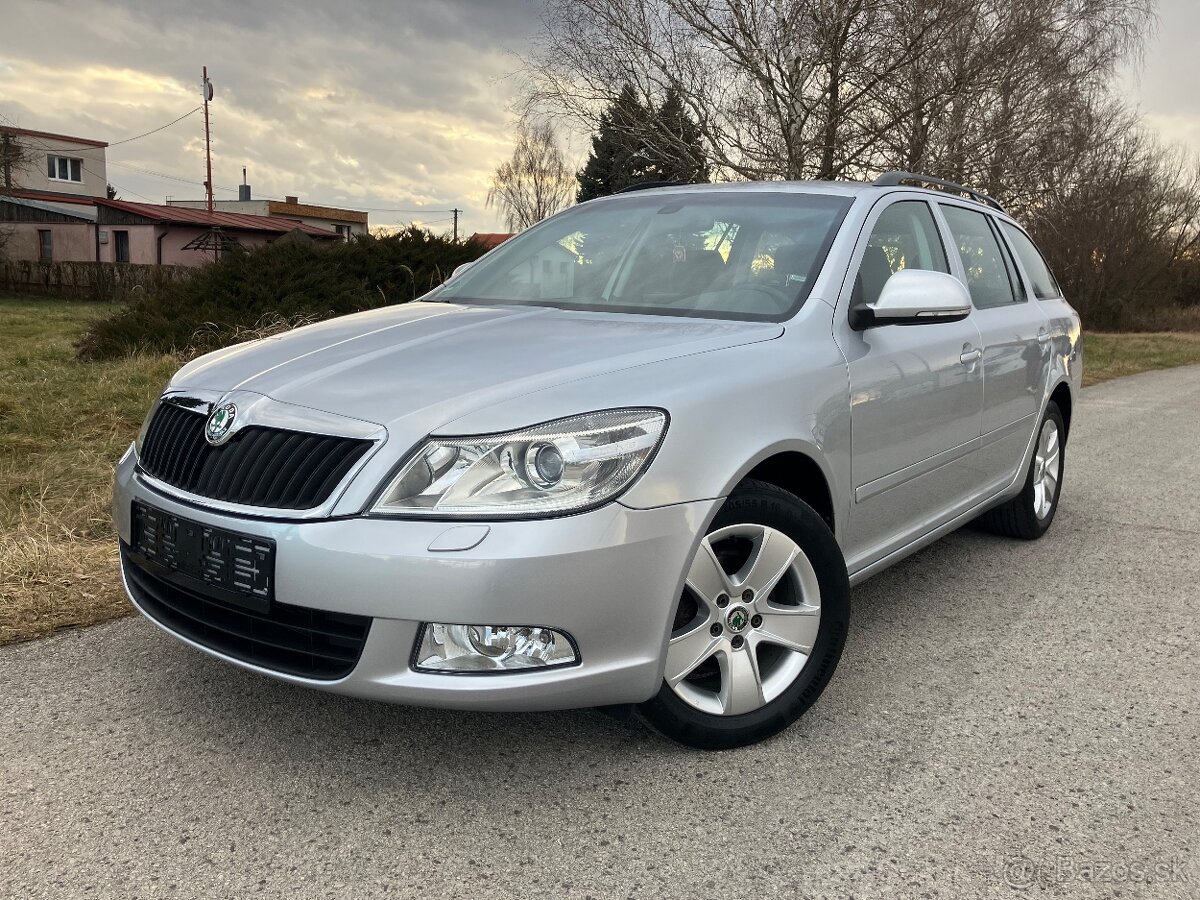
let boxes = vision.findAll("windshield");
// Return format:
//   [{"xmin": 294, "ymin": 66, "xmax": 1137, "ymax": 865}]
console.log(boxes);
[{"xmin": 434, "ymin": 192, "xmax": 852, "ymax": 321}]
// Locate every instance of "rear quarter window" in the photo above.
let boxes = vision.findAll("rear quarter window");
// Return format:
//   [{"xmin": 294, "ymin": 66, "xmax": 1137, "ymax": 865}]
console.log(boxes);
[{"xmin": 1000, "ymin": 223, "xmax": 1062, "ymax": 300}]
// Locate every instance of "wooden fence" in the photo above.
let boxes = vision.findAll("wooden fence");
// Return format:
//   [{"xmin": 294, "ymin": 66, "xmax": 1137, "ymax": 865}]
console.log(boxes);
[{"xmin": 0, "ymin": 260, "xmax": 189, "ymax": 302}]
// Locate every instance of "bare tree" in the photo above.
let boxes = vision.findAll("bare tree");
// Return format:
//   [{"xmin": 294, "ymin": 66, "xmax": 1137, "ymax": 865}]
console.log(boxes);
[
  {"xmin": 486, "ymin": 120, "xmax": 574, "ymax": 232},
  {"xmin": 523, "ymin": 0, "xmax": 1200, "ymax": 328},
  {"xmin": 882, "ymin": 0, "xmax": 1155, "ymax": 209},
  {"xmin": 0, "ymin": 129, "xmax": 33, "ymax": 195},
  {"xmin": 1026, "ymin": 100, "xmax": 1200, "ymax": 328},
  {"xmin": 0, "ymin": 131, "xmax": 29, "ymax": 260},
  {"xmin": 525, "ymin": 0, "xmax": 1152, "ymax": 189}
]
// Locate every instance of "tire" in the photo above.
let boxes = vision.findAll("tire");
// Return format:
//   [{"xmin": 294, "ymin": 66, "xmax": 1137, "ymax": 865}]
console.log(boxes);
[
  {"xmin": 977, "ymin": 401, "xmax": 1066, "ymax": 540},
  {"xmin": 635, "ymin": 479, "xmax": 850, "ymax": 750}
]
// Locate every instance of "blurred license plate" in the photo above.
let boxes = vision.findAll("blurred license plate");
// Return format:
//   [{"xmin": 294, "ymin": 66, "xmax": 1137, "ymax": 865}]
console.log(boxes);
[{"xmin": 130, "ymin": 501, "xmax": 274, "ymax": 613}]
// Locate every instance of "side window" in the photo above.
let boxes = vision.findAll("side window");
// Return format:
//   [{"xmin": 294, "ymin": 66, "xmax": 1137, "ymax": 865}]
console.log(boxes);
[
  {"xmin": 991, "ymin": 218, "xmax": 1026, "ymax": 301},
  {"xmin": 940, "ymin": 205, "xmax": 1021, "ymax": 309},
  {"xmin": 1001, "ymin": 222, "xmax": 1062, "ymax": 300},
  {"xmin": 855, "ymin": 200, "xmax": 949, "ymax": 306}
]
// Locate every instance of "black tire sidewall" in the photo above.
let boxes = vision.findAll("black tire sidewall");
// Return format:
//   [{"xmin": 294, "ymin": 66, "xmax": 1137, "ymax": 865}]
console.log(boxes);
[
  {"xmin": 638, "ymin": 480, "xmax": 850, "ymax": 750},
  {"xmin": 1019, "ymin": 402, "xmax": 1067, "ymax": 538}
]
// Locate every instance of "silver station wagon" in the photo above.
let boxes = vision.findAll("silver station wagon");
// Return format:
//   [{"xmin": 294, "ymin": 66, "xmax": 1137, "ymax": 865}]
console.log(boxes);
[{"xmin": 114, "ymin": 173, "xmax": 1081, "ymax": 749}]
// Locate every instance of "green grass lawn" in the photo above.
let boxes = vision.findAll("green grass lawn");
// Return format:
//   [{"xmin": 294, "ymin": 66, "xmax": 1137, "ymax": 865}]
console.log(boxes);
[
  {"xmin": 1, "ymin": 296, "xmax": 1199, "ymax": 645},
  {"xmin": 1082, "ymin": 332, "xmax": 1200, "ymax": 386}
]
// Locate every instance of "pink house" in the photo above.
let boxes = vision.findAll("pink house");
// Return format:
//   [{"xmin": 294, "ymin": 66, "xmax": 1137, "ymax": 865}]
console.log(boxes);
[
  {"xmin": 3, "ymin": 124, "xmax": 352, "ymax": 268},
  {"xmin": 93, "ymin": 199, "xmax": 341, "ymax": 265},
  {"xmin": 0, "ymin": 194, "xmax": 99, "ymax": 262},
  {"xmin": 2, "ymin": 194, "xmax": 341, "ymax": 267}
]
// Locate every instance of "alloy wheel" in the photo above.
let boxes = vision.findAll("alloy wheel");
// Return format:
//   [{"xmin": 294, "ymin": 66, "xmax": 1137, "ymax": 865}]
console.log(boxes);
[
  {"xmin": 665, "ymin": 524, "xmax": 821, "ymax": 716},
  {"xmin": 1032, "ymin": 418, "xmax": 1061, "ymax": 520}
]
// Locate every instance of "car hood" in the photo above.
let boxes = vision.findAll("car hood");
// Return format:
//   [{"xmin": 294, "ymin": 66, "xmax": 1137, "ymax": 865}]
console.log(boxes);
[{"xmin": 171, "ymin": 302, "xmax": 782, "ymax": 433}]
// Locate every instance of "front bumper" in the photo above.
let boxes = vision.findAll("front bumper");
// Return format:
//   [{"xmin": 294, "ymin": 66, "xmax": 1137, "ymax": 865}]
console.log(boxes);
[{"xmin": 114, "ymin": 446, "xmax": 718, "ymax": 711}]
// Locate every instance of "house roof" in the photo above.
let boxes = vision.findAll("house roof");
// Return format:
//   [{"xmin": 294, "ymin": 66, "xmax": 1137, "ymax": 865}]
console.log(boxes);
[
  {"xmin": 167, "ymin": 198, "xmax": 370, "ymax": 225},
  {"xmin": 0, "ymin": 195, "xmax": 97, "ymax": 222},
  {"xmin": 267, "ymin": 199, "xmax": 368, "ymax": 225},
  {"xmin": 469, "ymin": 232, "xmax": 515, "ymax": 250},
  {"xmin": 7, "ymin": 188, "xmax": 98, "ymax": 205},
  {"xmin": 94, "ymin": 199, "xmax": 341, "ymax": 238},
  {"xmin": 0, "ymin": 126, "xmax": 108, "ymax": 148}
]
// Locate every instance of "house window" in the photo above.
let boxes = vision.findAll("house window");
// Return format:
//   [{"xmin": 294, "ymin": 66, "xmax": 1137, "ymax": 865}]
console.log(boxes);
[
  {"xmin": 38, "ymin": 229, "xmax": 52, "ymax": 261},
  {"xmin": 114, "ymin": 230, "xmax": 130, "ymax": 263},
  {"xmin": 334, "ymin": 224, "xmax": 351, "ymax": 240},
  {"xmin": 47, "ymin": 155, "xmax": 83, "ymax": 183}
]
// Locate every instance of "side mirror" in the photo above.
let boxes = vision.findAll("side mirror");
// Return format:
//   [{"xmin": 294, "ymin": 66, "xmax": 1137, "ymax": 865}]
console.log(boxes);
[
  {"xmin": 849, "ymin": 269, "xmax": 972, "ymax": 330},
  {"xmin": 450, "ymin": 260, "xmax": 477, "ymax": 280}
]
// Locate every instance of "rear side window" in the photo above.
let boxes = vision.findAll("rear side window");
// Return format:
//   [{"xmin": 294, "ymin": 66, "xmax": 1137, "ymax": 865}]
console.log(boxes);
[
  {"xmin": 940, "ymin": 205, "xmax": 1021, "ymax": 309},
  {"xmin": 854, "ymin": 200, "xmax": 949, "ymax": 306},
  {"xmin": 1001, "ymin": 223, "xmax": 1062, "ymax": 300}
]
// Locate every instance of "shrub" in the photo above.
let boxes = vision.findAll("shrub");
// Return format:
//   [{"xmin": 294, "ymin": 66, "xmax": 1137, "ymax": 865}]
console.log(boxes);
[{"xmin": 77, "ymin": 228, "xmax": 486, "ymax": 360}]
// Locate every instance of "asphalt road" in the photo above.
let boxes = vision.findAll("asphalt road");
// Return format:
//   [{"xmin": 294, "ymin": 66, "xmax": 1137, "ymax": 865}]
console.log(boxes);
[{"xmin": 3, "ymin": 365, "xmax": 1198, "ymax": 900}]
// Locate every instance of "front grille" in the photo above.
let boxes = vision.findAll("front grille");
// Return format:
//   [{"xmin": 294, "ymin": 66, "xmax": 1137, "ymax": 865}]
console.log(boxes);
[
  {"xmin": 122, "ymin": 544, "xmax": 371, "ymax": 680},
  {"xmin": 139, "ymin": 401, "xmax": 372, "ymax": 509}
]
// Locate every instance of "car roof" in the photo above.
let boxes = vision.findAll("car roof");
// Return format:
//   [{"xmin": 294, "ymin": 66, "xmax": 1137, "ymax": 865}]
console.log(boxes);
[
  {"xmin": 591, "ymin": 179, "xmax": 1020, "ymax": 224},
  {"xmin": 600, "ymin": 180, "xmax": 872, "ymax": 199}
]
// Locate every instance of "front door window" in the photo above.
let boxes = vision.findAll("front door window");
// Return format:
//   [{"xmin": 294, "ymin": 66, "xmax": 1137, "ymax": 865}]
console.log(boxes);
[{"xmin": 854, "ymin": 200, "xmax": 950, "ymax": 306}]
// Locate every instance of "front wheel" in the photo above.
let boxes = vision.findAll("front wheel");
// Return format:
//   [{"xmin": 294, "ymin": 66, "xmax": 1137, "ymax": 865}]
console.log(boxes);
[{"xmin": 637, "ymin": 480, "xmax": 850, "ymax": 750}]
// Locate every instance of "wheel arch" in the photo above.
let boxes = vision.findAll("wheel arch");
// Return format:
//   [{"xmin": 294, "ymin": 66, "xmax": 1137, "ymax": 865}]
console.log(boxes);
[
  {"xmin": 721, "ymin": 442, "xmax": 842, "ymax": 542},
  {"xmin": 1049, "ymin": 380, "xmax": 1073, "ymax": 439}
]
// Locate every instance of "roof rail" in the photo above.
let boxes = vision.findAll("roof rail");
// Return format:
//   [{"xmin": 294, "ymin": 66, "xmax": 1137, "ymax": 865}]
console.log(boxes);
[
  {"xmin": 614, "ymin": 180, "xmax": 686, "ymax": 194},
  {"xmin": 873, "ymin": 172, "xmax": 1005, "ymax": 212}
]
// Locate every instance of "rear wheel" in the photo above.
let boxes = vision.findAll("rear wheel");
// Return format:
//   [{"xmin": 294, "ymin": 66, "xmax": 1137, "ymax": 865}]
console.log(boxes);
[
  {"xmin": 977, "ymin": 402, "xmax": 1065, "ymax": 540},
  {"xmin": 637, "ymin": 480, "xmax": 849, "ymax": 750}
]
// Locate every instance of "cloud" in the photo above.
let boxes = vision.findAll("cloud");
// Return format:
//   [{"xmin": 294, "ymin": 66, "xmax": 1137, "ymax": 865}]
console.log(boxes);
[
  {"xmin": 0, "ymin": 0, "xmax": 543, "ymax": 233},
  {"xmin": 1120, "ymin": 0, "xmax": 1200, "ymax": 154},
  {"xmin": 5, "ymin": 0, "xmax": 1191, "ymax": 234}
]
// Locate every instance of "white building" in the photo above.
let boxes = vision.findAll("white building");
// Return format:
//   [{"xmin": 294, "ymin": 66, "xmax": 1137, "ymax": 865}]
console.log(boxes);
[
  {"xmin": 0, "ymin": 126, "xmax": 109, "ymax": 200},
  {"xmin": 168, "ymin": 193, "xmax": 368, "ymax": 240}
]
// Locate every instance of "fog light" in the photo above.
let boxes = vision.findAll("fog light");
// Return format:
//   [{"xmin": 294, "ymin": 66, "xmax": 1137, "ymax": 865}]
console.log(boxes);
[{"xmin": 415, "ymin": 623, "xmax": 578, "ymax": 672}]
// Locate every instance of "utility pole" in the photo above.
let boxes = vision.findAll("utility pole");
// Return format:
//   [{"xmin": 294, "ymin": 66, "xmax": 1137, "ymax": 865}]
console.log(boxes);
[
  {"xmin": 202, "ymin": 66, "xmax": 214, "ymax": 215},
  {"xmin": 452, "ymin": 208, "xmax": 462, "ymax": 242}
]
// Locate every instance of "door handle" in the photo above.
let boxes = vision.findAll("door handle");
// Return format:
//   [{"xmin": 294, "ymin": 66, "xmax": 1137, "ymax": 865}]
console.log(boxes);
[
  {"xmin": 1037, "ymin": 329, "xmax": 1052, "ymax": 345},
  {"xmin": 959, "ymin": 347, "xmax": 983, "ymax": 366}
]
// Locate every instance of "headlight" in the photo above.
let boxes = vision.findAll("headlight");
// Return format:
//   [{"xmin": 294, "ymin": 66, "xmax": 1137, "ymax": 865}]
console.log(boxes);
[{"xmin": 372, "ymin": 408, "xmax": 667, "ymax": 518}]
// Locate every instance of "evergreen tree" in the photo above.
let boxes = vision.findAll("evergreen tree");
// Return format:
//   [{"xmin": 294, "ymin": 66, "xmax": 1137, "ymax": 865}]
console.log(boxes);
[
  {"xmin": 576, "ymin": 85, "xmax": 709, "ymax": 203},
  {"xmin": 649, "ymin": 89, "xmax": 710, "ymax": 185},
  {"xmin": 576, "ymin": 85, "xmax": 654, "ymax": 203}
]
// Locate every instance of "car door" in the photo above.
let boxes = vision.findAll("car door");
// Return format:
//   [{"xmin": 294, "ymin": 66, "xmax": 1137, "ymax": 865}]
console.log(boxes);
[
  {"xmin": 998, "ymin": 219, "xmax": 1081, "ymax": 392},
  {"xmin": 937, "ymin": 203, "xmax": 1052, "ymax": 489},
  {"xmin": 834, "ymin": 198, "xmax": 986, "ymax": 572}
]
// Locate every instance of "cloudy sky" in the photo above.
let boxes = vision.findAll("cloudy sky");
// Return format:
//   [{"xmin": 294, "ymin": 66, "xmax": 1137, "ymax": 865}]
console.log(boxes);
[{"xmin": 1, "ymin": 0, "xmax": 1197, "ymax": 235}]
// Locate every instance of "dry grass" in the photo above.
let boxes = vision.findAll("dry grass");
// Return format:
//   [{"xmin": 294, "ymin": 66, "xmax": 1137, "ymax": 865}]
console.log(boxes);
[
  {"xmin": 1082, "ymin": 332, "xmax": 1200, "ymax": 386},
  {"xmin": 1, "ymin": 298, "xmax": 178, "ymax": 644},
  {"xmin": 2, "ymin": 295, "xmax": 1199, "ymax": 646},
  {"xmin": 187, "ymin": 310, "xmax": 324, "ymax": 357}
]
